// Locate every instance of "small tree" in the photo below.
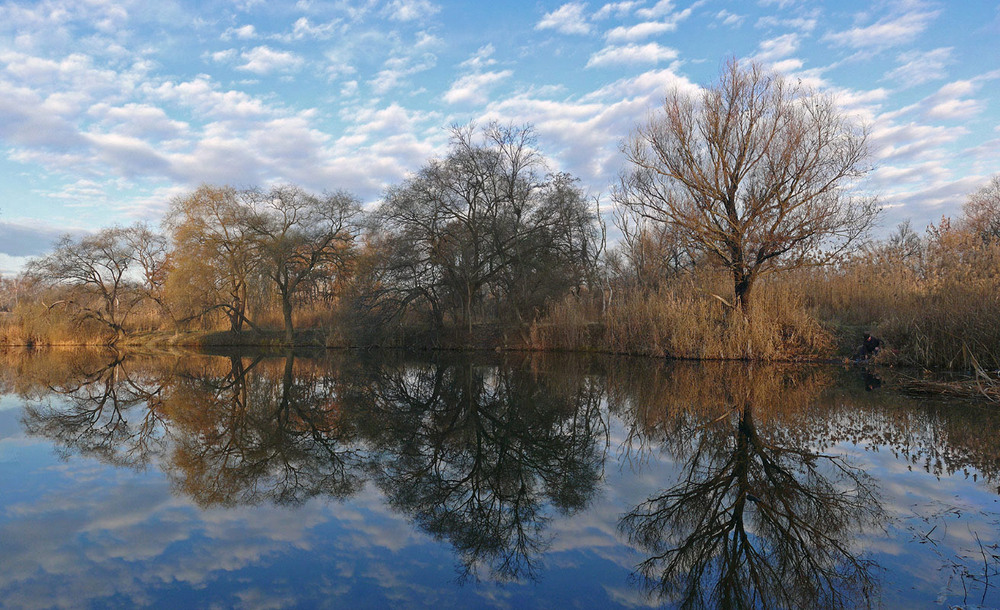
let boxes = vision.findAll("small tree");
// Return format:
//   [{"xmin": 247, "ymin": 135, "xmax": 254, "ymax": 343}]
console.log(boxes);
[
  {"xmin": 960, "ymin": 174, "xmax": 1000, "ymax": 243},
  {"xmin": 614, "ymin": 58, "xmax": 878, "ymax": 310}
]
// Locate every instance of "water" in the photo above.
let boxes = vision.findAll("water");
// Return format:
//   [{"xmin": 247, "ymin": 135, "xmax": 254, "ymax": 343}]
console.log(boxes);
[{"xmin": 1, "ymin": 349, "xmax": 998, "ymax": 608}]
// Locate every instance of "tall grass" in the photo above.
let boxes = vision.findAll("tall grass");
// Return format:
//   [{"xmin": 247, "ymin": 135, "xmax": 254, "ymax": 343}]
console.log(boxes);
[
  {"xmin": 533, "ymin": 272, "xmax": 831, "ymax": 361},
  {"xmin": 798, "ymin": 228, "xmax": 1000, "ymax": 370}
]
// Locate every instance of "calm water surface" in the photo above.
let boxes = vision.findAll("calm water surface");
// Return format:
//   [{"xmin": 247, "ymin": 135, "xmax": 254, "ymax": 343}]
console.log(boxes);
[{"xmin": 1, "ymin": 350, "xmax": 998, "ymax": 609}]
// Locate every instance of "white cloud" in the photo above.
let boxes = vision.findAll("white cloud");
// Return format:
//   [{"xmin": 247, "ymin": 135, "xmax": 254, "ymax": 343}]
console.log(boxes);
[
  {"xmin": 925, "ymin": 98, "xmax": 985, "ymax": 121},
  {"xmin": 635, "ymin": 0, "xmax": 675, "ymax": 19},
  {"xmin": 236, "ymin": 46, "xmax": 304, "ymax": 75},
  {"xmin": 870, "ymin": 121, "xmax": 966, "ymax": 163},
  {"xmin": 824, "ymin": 7, "xmax": 941, "ymax": 50},
  {"xmin": 324, "ymin": 47, "xmax": 357, "ymax": 80},
  {"xmin": 586, "ymin": 43, "xmax": 678, "ymax": 68},
  {"xmin": 384, "ymin": 0, "xmax": 440, "ymax": 22},
  {"xmin": 285, "ymin": 17, "xmax": 342, "ymax": 41},
  {"xmin": 209, "ymin": 49, "xmax": 237, "ymax": 63},
  {"xmin": 83, "ymin": 131, "xmax": 173, "ymax": 179},
  {"xmin": 443, "ymin": 70, "xmax": 513, "ymax": 105},
  {"xmin": 369, "ymin": 53, "xmax": 437, "ymax": 95},
  {"xmin": 536, "ymin": 3, "xmax": 592, "ymax": 35},
  {"xmin": 715, "ymin": 10, "xmax": 744, "ymax": 27},
  {"xmin": 146, "ymin": 78, "xmax": 271, "ymax": 119},
  {"xmin": 756, "ymin": 33, "xmax": 800, "ymax": 62},
  {"xmin": 223, "ymin": 24, "xmax": 257, "ymax": 40},
  {"xmin": 756, "ymin": 13, "xmax": 818, "ymax": 33},
  {"xmin": 90, "ymin": 103, "xmax": 188, "ymax": 139},
  {"xmin": 885, "ymin": 48, "xmax": 954, "ymax": 87},
  {"xmin": 414, "ymin": 31, "xmax": 443, "ymax": 50},
  {"xmin": 340, "ymin": 80, "xmax": 358, "ymax": 97},
  {"xmin": 605, "ymin": 21, "xmax": 678, "ymax": 42},
  {"xmin": 593, "ymin": 1, "xmax": 641, "ymax": 20},
  {"xmin": 460, "ymin": 44, "xmax": 497, "ymax": 70}
]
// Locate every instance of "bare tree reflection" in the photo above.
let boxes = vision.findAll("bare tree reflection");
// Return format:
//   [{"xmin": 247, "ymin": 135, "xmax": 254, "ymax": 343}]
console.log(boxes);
[
  {"xmin": 350, "ymin": 356, "xmax": 608, "ymax": 582},
  {"xmin": 616, "ymin": 365, "xmax": 884, "ymax": 609},
  {"xmin": 20, "ymin": 350, "xmax": 171, "ymax": 468},
  {"xmin": 163, "ymin": 351, "xmax": 363, "ymax": 507}
]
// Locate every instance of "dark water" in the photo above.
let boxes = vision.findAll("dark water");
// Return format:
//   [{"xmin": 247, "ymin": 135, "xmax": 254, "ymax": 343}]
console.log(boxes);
[{"xmin": 1, "ymin": 350, "xmax": 998, "ymax": 609}]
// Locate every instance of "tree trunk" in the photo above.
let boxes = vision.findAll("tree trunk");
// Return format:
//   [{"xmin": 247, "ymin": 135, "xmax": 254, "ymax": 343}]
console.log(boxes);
[
  {"xmin": 282, "ymin": 294, "xmax": 295, "ymax": 345},
  {"xmin": 464, "ymin": 282, "xmax": 473, "ymax": 338},
  {"xmin": 734, "ymin": 271, "xmax": 754, "ymax": 312}
]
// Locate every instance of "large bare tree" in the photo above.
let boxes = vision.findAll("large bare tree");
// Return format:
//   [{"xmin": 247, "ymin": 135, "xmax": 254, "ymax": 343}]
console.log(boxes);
[
  {"xmin": 614, "ymin": 58, "xmax": 878, "ymax": 309},
  {"xmin": 246, "ymin": 185, "xmax": 361, "ymax": 344},
  {"xmin": 373, "ymin": 123, "xmax": 601, "ymax": 334},
  {"xmin": 26, "ymin": 224, "xmax": 166, "ymax": 344}
]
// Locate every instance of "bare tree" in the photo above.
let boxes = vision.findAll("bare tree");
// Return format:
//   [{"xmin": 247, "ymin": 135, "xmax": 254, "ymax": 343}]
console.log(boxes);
[
  {"xmin": 373, "ymin": 123, "xmax": 601, "ymax": 335},
  {"xmin": 246, "ymin": 185, "xmax": 361, "ymax": 344},
  {"xmin": 613, "ymin": 203, "xmax": 695, "ymax": 289},
  {"xmin": 614, "ymin": 58, "xmax": 878, "ymax": 309},
  {"xmin": 26, "ymin": 225, "xmax": 157, "ymax": 343},
  {"xmin": 960, "ymin": 174, "xmax": 1000, "ymax": 242},
  {"xmin": 164, "ymin": 186, "xmax": 260, "ymax": 332},
  {"xmin": 125, "ymin": 223, "xmax": 171, "ymax": 321}
]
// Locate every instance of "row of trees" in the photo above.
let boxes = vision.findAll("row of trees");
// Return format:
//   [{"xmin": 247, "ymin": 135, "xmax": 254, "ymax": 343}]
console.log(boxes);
[
  {"xmin": 9, "ymin": 58, "xmax": 999, "ymax": 358},
  {"xmin": 24, "ymin": 186, "xmax": 359, "ymax": 344},
  {"xmin": 20, "ymin": 122, "xmax": 604, "ymax": 345}
]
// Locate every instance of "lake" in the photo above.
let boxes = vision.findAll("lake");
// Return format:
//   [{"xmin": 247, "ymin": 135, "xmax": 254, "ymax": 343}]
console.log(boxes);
[{"xmin": 1, "ymin": 349, "xmax": 998, "ymax": 608}]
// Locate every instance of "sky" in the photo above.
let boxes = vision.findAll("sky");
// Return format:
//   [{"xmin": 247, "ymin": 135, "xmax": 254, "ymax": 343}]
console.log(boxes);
[{"xmin": 1, "ymin": 0, "xmax": 998, "ymax": 275}]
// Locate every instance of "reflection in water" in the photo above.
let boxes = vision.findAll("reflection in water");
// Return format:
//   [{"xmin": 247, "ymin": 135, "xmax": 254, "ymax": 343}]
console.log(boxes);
[
  {"xmin": 349, "ymin": 358, "xmax": 608, "ymax": 581},
  {"xmin": 6, "ymin": 350, "xmax": 1000, "ymax": 606},
  {"xmin": 163, "ymin": 353, "xmax": 363, "ymax": 507},
  {"xmin": 615, "ymin": 366, "xmax": 882, "ymax": 609},
  {"xmin": 19, "ymin": 351, "xmax": 169, "ymax": 468}
]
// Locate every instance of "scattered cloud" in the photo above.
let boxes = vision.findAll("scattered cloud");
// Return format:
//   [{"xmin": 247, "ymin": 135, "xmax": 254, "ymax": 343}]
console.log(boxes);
[
  {"xmin": 0, "ymin": 0, "xmax": 995, "ymax": 266},
  {"xmin": 605, "ymin": 21, "xmax": 679, "ymax": 42},
  {"xmin": 755, "ymin": 33, "xmax": 800, "ymax": 62},
  {"xmin": 536, "ymin": 3, "xmax": 592, "ymax": 35},
  {"xmin": 236, "ymin": 46, "xmax": 305, "ymax": 75},
  {"xmin": 587, "ymin": 43, "xmax": 679, "ymax": 68},
  {"xmin": 285, "ymin": 17, "xmax": 342, "ymax": 41},
  {"xmin": 755, "ymin": 13, "xmax": 819, "ymax": 33},
  {"xmin": 223, "ymin": 24, "xmax": 257, "ymax": 41},
  {"xmin": 885, "ymin": 47, "xmax": 954, "ymax": 87},
  {"xmin": 715, "ymin": 10, "xmax": 745, "ymax": 28},
  {"xmin": 369, "ymin": 53, "xmax": 438, "ymax": 95},
  {"xmin": 384, "ymin": 0, "xmax": 440, "ymax": 22},
  {"xmin": 824, "ymin": 5, "xmax": 941, "ymax": 50},
  {"xmin": 593, "ymin": 1, "xmax": 641, "ymax": 20},
  {"xmin": 460, "ymin": 44, "xmax": 497, "ymax": 70},
  {"xmin": 443, "ymin": 70, "xmax": 513, "ymax": 105},
  {"xmin": 636, "ymin": 0, "xmax": 678, "ymax": 20}
]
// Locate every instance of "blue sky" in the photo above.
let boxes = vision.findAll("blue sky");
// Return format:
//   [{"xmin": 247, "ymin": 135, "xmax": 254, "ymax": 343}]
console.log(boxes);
[{"xmin": 1, "ymin": 0, "xmax": 998, "ymax": 274}]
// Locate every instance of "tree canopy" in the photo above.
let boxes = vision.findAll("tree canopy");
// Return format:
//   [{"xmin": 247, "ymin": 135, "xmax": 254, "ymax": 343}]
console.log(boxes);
[{"xmin": 614, "ymin": 58, "xmax": 878, "ymax": 309}]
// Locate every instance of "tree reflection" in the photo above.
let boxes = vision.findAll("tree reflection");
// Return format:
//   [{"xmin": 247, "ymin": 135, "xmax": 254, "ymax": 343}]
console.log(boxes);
[
  {"xmin": 616, "ymin": 365, "xmax": 883, "ymax": 609},
  {"xmin": 16, "ymin": 350, "xmax": 1000, "ymax": 601},
  {"xmin": 20, "ymin": 350, "xmax": 170, "ymax": 468},
  {"xmin": 162, "ymin": 351, "xmax": 363, "ymax": 507},
  {"xmin": 350, "ymin": 356, "xmax": 608, "ymax": 582}
]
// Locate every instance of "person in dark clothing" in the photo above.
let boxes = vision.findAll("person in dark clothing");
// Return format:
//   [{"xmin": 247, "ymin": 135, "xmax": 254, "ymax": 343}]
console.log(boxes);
[{"xmin": 855, "ymin": 332, "xmax": 881, "ymax": 361}]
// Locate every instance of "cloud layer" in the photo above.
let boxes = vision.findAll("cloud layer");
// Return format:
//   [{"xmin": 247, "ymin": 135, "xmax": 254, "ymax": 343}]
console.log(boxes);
[{"xmin": 0, "ymin": 0, "xmax": 997, "ymax": 267}]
